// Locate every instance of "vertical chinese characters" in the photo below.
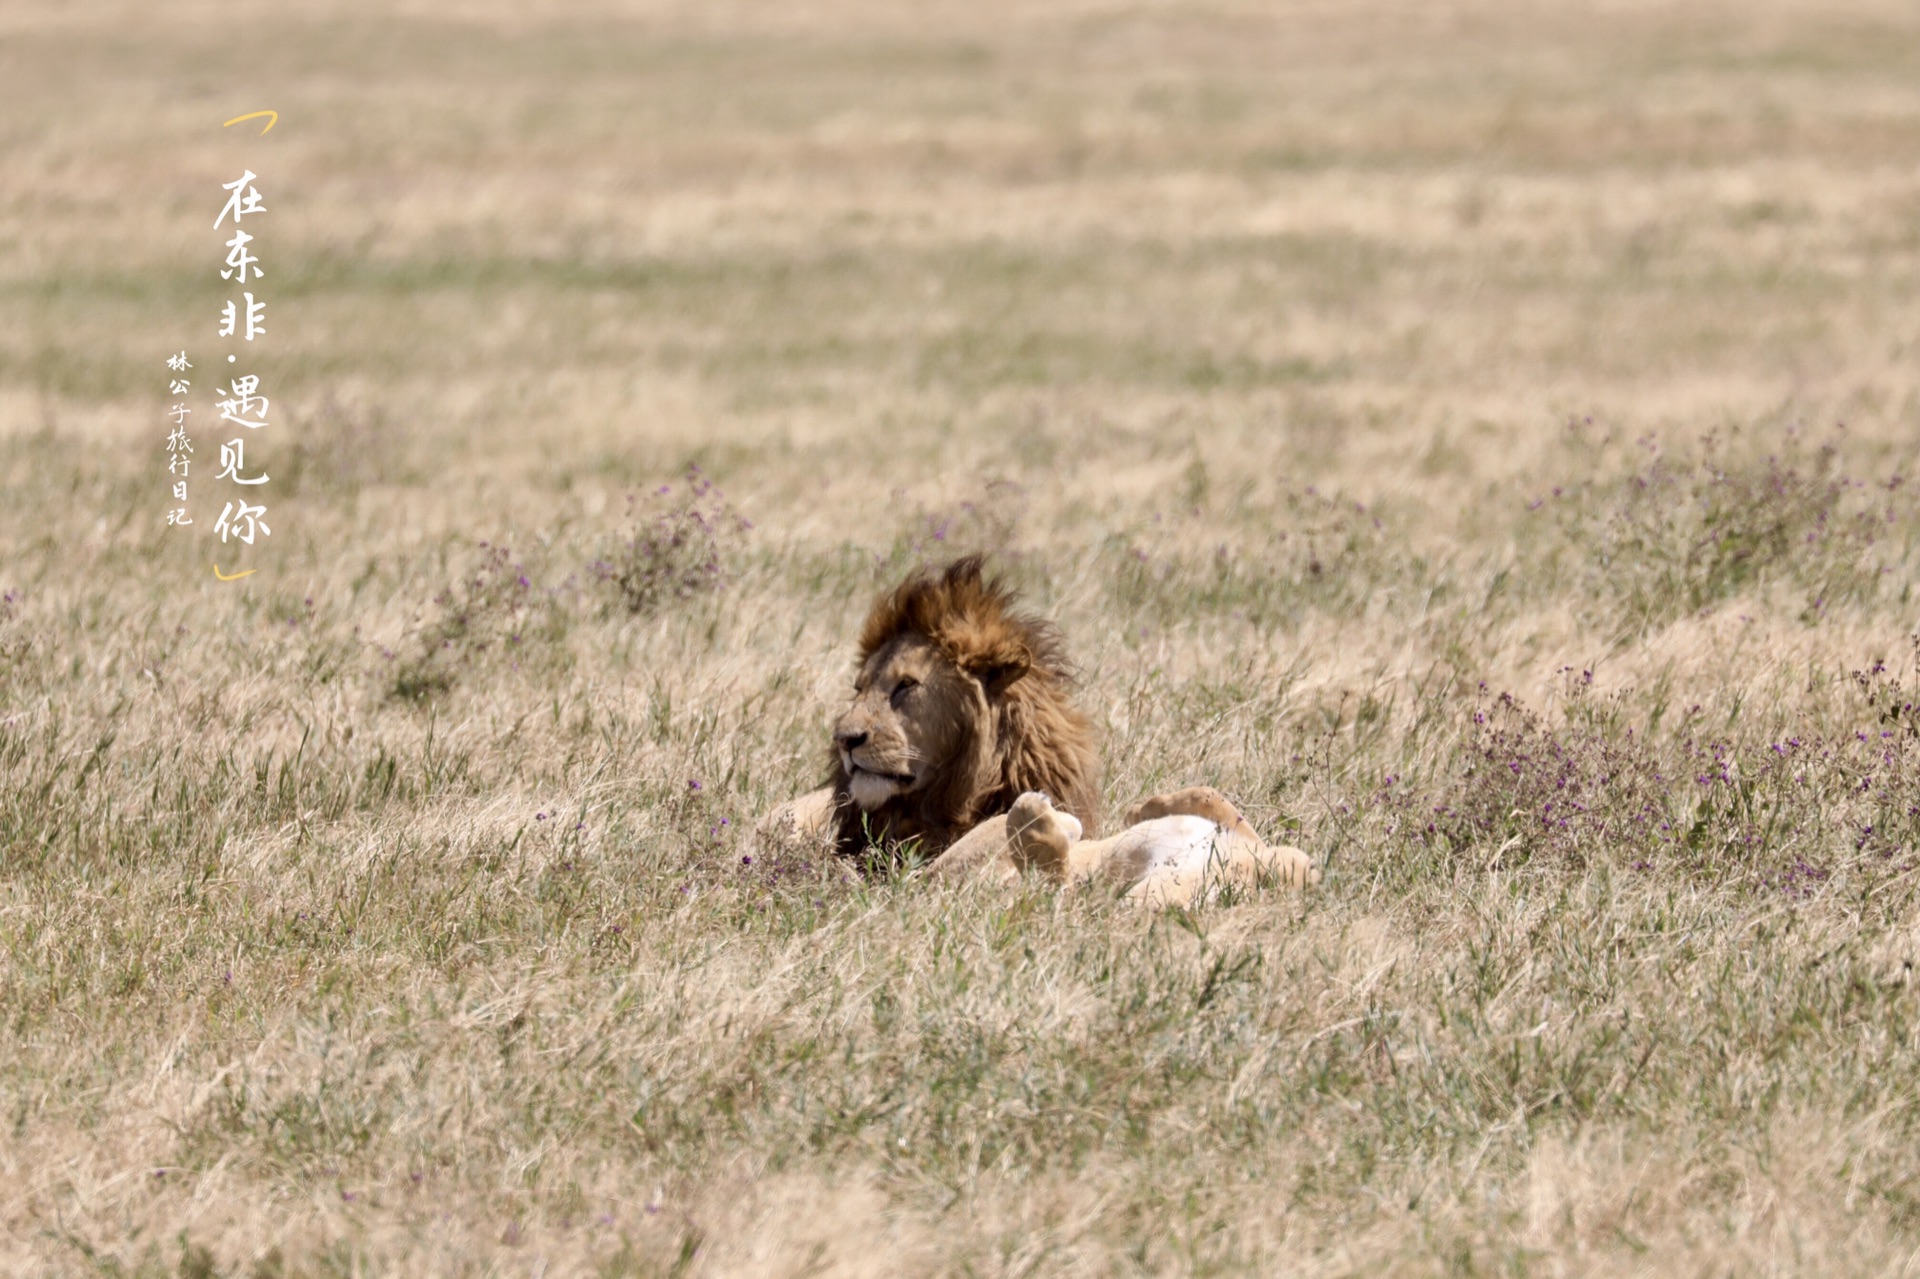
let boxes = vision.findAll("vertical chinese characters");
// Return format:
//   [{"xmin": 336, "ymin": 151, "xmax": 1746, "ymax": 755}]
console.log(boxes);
[
  {"xmin": 212, "ymin": 169, "xmax": 271, "ymax": 545},
  {"xmin": 165, "ymin": 351, "xmax": 192, "ymax": 525}
]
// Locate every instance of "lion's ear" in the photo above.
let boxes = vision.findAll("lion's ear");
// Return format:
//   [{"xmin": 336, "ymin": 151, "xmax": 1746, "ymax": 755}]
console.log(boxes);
[{"xmin": 968, "ymin": 643, "xmax": 1031, "ymax": 696}]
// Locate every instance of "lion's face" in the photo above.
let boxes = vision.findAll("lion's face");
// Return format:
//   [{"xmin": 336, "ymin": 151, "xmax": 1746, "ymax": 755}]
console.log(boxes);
[
  {"xmin": 833, "ymin": 633, "xmax": 991, "ymax": 812},
  {"xmin": 820, "ymin": 555, "xmax": 1098, "ymax": 862}
]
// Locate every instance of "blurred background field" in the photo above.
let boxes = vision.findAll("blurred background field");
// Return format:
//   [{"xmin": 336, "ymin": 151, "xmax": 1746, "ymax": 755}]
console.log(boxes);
[{"xmin": 5, "ymin": 1, "xmax": 1920, "ymax": 1273}]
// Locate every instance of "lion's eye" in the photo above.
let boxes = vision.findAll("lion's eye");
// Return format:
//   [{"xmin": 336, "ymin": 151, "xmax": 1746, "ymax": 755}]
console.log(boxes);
[{"xmin": 890, "ymin": 679, "xmax": 918, "ymax": 707}]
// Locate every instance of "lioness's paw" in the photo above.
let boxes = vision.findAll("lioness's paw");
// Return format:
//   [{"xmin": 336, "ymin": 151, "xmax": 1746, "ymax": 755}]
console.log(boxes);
[
  {"xmin": 1008, "ymin": 790, "xmax": 1055, "ymax": 825},
  {"xmin": 1255, "ymin": 843, "xmax": 1320, "ymax": 888},
  {"xmin": 1007, "ymin": 791, "xmax": 1076, "ymax": 880},
  {"xmin": 757, "ymin": 787, "xmax": 838, "ymax": 852}
]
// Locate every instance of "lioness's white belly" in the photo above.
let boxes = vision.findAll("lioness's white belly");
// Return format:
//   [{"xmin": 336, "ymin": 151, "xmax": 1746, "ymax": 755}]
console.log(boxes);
[{"xmin": 1101, "ymin": 815, "xmax": 1227, "ymax": 885}]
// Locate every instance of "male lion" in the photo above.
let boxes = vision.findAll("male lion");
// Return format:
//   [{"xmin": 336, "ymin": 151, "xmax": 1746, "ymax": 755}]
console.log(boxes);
[
  {"xmin": 763, "ymin": 555, "xmax": 1101, "ymax": 868},
  {"xmin": 762, "ymin": 557, "xmax": 1320, "ymax": 903}
]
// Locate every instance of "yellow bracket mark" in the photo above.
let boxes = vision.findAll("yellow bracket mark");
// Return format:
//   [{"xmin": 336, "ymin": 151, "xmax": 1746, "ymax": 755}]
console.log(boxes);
[
  {"xmin": 222, "ymin": 111, "xmax": 278, "ymax": 135},
  {"xmin": 213, "ymin": 563, "xmax": 258, "ymax": 582}
]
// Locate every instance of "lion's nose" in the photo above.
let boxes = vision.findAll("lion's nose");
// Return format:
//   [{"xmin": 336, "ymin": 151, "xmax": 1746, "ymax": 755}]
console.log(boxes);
[{"xmin": 835, "ymin": 729, "xmax": 869, "ymax": 752}]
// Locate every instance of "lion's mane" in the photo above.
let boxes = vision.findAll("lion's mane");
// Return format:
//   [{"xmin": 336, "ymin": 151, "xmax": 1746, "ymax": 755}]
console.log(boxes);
[{"xmin": 831, "ymin": 556, "xmax": 1100, "ymax": 863}]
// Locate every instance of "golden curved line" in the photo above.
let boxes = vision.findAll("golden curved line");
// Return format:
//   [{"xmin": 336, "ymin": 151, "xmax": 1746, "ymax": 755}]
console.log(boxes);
[
  {"xmin": 222, "ymin": 111, "xmax": 278, "ymax": 135},
  {"xmin": 213, "ymin": 563, "xmax": 258, "ymax": 582}
]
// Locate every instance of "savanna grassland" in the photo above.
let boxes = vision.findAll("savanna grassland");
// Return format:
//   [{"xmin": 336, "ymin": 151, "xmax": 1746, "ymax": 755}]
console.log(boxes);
[{"xmin": 6, "ymin": 0, "xmax": 1920, "ymax": 1273}]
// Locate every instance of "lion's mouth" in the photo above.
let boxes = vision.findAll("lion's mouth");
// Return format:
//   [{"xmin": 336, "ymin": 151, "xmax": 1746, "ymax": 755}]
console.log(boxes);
[
  {"xmin": 844, "ymin": 757, "xmax": 917, "ymax": 808},
  {"xmin": 845, "ymin": 759, "xmax": 915, "ymax": 786}
]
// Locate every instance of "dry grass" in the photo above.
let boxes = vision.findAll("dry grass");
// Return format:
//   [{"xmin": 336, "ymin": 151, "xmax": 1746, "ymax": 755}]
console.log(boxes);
[{"xmin": 6, "ymin": 0, "xmax": 1920, "ymax": 1274}]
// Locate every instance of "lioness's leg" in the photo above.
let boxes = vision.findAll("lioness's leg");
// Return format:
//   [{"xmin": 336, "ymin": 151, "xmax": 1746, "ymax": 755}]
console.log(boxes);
[
  {"xmin": 758, "ymin": 786, "xmax": 837, "ymax": 848},
  {"xmin": 1238, "ymin": 841, "xmax": 1318, "ymax": 888},
  {"xmin": 1004, "ymin": 792, "xmax": 1145, "ymax": 885},
  {"xmin": 1004, "ymin": 792, "xmax": 1074, "ymax": 880},
  {"xmin": 1123, "ymin": 785, "xmax": 1261, "ymax": 842},
  {"xmin": 921, "ymin": 813, "xmax": 1016, "ymax": 883}
]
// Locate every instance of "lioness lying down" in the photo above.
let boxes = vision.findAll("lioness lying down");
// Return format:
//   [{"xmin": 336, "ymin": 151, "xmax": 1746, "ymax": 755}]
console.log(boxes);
[
  {"xmin": 769, "ymin": 781, "xmax": 1318, "ymax": 907},
  {"xmin": 760, "ymin": 555, "xmax": 1319, "ymax": 905},
  {"xmin": 927, "ymin": 785, "xmax": 1318, "ymax": 908}
]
